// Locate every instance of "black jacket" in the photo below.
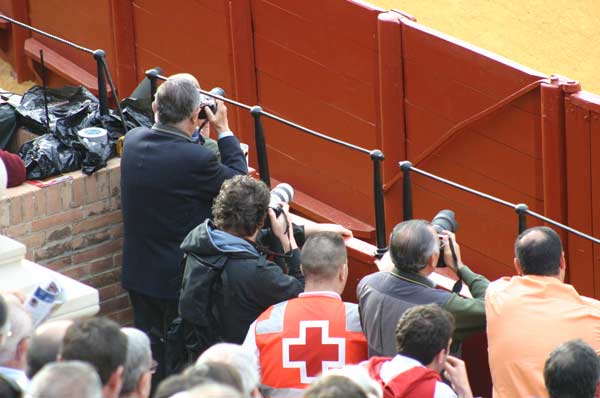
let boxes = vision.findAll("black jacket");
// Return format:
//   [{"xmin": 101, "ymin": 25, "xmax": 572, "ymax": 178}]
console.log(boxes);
[
  {"xmin": 120, "ymin": 124, "xmax": 247, "ymax": 299},
  {"xmin": 179, "ymin": 220, "xmax": 304, "ymax": 344}
]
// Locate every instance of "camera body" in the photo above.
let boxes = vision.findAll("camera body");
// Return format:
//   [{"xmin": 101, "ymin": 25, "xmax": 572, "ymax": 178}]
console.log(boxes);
[
  {"xmin": 431, "ymin": 209, "xmax": 458, "ymax": 267},
  {"xmin": 198, "ymin": 87, "xmax": 225, "ymax": 119}
]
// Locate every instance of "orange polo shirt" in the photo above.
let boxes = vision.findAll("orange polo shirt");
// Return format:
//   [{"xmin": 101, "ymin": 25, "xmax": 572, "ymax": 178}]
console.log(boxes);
[{"xmin": 486, "ymin": 275, "xmax": 600, "ymax": 398}]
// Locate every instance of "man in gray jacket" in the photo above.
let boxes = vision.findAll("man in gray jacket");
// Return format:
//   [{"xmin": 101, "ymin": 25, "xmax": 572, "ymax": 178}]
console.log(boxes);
[{"xmin": 357, "ymin": 219, "xmax": 489, "ymax": 357}]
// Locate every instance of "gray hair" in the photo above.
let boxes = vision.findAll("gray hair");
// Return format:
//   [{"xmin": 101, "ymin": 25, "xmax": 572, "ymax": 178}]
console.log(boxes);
[
  {"xmin": 327, "ymin": 366, "xmax": 382, "ymax": 398},
  {"xmin": 184, "ymin": 383, "xmax": 243, "ymax": 398},
  {"xmin": 196, "ymin": 343, "xmax": 259, "ymax": 397},
  {"xmin": 0, "ymin": 295, "xmax": 32, "ymax": 364},
  {"xmin": 120, "ymin": 327, "xmax": 152, "ymax": 395},
  {"xmin": 26, "ymin": 360, "xmax": 103, "ymax": 398},
  {"xmin": 155, "ymin": 73, "xmax": 202, "ymax": 125},
  {"xmin": 301, "ymin": 232, "xmax": 347, "ymax": 281},
  {"xmin": 26, "ymin": 319, "xmax": 73, "ymax": 378},
  {"xmin": 389, "ymin": 220, "xmax": 438, "ymax": 272}
]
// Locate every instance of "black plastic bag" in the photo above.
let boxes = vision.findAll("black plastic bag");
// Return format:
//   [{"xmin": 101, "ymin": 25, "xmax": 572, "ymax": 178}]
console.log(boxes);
[
  {"xmin": 0, "ymin": 103, "xmax": 17, "ymax": 150},
  {"xmin": 120, "ymin": 97, "xmax": 153, "ymax": 129},
  {"xmin": 18, "ymin": 134, "xmax": 84, "ymax": 180},
  {"xmin": 16, "ymin": 85, "xmax": 99, "ymax": 137}
]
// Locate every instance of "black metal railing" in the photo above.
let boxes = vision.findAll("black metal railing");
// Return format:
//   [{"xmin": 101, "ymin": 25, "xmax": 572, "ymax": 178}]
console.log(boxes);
[
  {"xmin": 147, "ymin": 70, "xmax": 388, "ymax": 257},
  {"xmin": 398, "ymin": 161, "xmax": 600, "ymax": 244},
  {"xmin": 0, "ymin": 15, "xmax": 126, "ymax": 132}
]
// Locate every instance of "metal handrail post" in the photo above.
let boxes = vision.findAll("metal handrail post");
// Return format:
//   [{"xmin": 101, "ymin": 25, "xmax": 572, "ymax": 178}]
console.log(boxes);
[
  {"xmin": 399, "ymin": 161, "xmax": 414, "ymax": 221},
  {"xmin": 145, "ymin": 68, "xmax": 161, "ymax": 102},
  {"xmin": 93, "ymin": 49, "xmax": 109, "ymax": 116},
  {"xmin": 371, "ymin": 150, "xmax": 387, "ymax": 258},
  {"xmin": 250, "ymin": 106, "xmax": 271, "ymax": 187},
  {"xmin": 515, "ymin": 203, "xmax": 529, "ymax": 235}
]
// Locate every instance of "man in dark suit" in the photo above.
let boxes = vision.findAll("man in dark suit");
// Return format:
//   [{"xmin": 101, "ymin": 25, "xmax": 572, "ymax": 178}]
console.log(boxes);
[{"xmin": 120, "ymin": 73, "xmax": 247, "ymax": 384}]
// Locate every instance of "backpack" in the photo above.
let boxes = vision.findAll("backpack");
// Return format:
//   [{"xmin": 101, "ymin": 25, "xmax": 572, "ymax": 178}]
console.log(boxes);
[{"xmin": 165, "ymin": 252, "xmax": 230, "ymax": 374}]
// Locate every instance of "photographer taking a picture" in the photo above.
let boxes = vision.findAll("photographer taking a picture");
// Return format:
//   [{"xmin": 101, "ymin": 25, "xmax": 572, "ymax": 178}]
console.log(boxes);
[
  {"xmin": 357, "ymin": 218, "xmax": 490, "ymax": 358},
  {"xmin": 120, "ymin": 73, "xmax": 247, "ymax": 384},
  {"xmin": 176, "ymin": 175, "xmax": 352, "ymax": 356}
]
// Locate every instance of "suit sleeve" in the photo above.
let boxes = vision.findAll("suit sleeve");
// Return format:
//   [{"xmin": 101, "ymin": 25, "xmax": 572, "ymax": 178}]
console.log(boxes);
[
  {"xmin": 217, "ymin": 135, "xmax": 248, "ymax": 175},
  {"xmin": 254, "ymin": 256, "xmax": 304, "ymax": 307}
]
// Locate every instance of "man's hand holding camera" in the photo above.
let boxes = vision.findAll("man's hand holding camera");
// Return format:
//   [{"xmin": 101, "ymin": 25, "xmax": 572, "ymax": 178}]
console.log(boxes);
[
  {"xmin": 203, "ymin": 99, "xmax": 230, "ymax": 135},
  {"xmin": 268, "ymin": 202, "xmax": 298, "ymax": 252},
  {"xmin": 439, "ymin": 230, "xmax": 465, "ymax": 275}
]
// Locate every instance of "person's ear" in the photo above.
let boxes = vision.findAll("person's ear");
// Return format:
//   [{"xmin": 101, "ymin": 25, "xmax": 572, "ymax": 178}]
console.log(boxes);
[
  {"xmin": 138, "ymin": 371, "xmax": 152, "ymax": 398},
  {"xmin": 300, "ymin": 264, "xmax": 305, "ymax": 276},
  {"xmin": 151, "ymin": 101, "xmax": 157, "ymax": 114},
  {"xmin": 514, "ymin": 257, "xmax": 524, "ymax": 275},
  {"xmin": 560, "ymin": 251, "xmax": 566, "ymax": 271},
  {"xmin": 106, "ymin": 365, "xmax": 124, "ymax": 398}
]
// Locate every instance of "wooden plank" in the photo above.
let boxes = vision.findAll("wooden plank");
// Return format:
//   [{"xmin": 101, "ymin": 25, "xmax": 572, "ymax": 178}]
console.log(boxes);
[
  {"xmin": 401, "ymin": 20, "xmax": 545, "ymax": 114},
  {"xmin": 564, "ymin": 98, "xmax": 594, "ymax": 296},
  {"xmin": 255, "ymin": 0, "xmax": 382, "ymax": 49},
  {"xmin": 257, "ymin": 72, "xmax": 377, "ymax": 150},
  {"xmin": 254, "ymin": 36, "xmax": 377, "ymax": 124},
  {"xmin": 251, "ymin": 0, "xmax": 376, "ymax": 85}
]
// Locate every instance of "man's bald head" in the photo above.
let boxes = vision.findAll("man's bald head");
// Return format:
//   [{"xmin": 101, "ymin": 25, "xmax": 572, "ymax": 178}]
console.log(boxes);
[
  {"xmin": 515, "ymin": 226, "xmax": 563, "ymax": 276},
  {"xmin": 26, "ymin": 319, "xmax": 73, "ymax": 378}
]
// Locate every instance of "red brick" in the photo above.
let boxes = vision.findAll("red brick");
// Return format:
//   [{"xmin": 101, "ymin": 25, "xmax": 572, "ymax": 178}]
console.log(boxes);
[
  {"xmin": 98, "ymin": 282, "xmax": 126, "ymax": 301},
  {"xmin": 63, "ymin": 256, "xmax": 114, "ymax": 280},
  {"xmin": 113, "ymin": 252, "xmax": 122, "ymax": 268},
  {"xmin": 97, "ymin": 170, "xmax": 110, "ymax": 200},
  {"xmin": 0, "ymin": 200, "xmax": 10, "ymax": 227},
  {"xmin": 84, "ymin": 174, "xmax": 99, "ymax": 204},
  {"xmin": 72, "ymin": 230, "xmax": 111, "ymax": 250},
  {"xmin": 44, "ymin": 255, "xmax": 72, "ymax": 271},
  {"xmin": 107, "ymin": 307, "xmax": 134, "ymax": 327},
  {"xmin": 46, "ymin": 185, "xmax": 61, "ymax": 215},
  {"xmin": 99, "ymin": 294, "xmax": 130, "ymax": 315},
  {"xmin": 71, "ymin": 176, "xmax": 84, "ymax": 208},
  {"xmin": 109, "ymin": 167, "xmax": 121, "ymax": 198},
  {"xmin": 31, "ymin": 209, "xmax": 84, "ymax": 232},
  {"xmin": 46, "ymin": 226, "xmax": 72, "ymax": 242},
  {"xmin": 36, "ymin": 241, "xmax": 72, "ymax": 262},
  {"xmin": 72, "ymin": 239, "xmax": 122, "ymax": 264},
  {"xmin": 3, "ymin": 223, "xmax": 30, "ymax": 239},
  {"xmin": 9, "ymin": 196, "xmax": 22, "ymax": 224},
  {"xmin": 82, "ymin": 199, "xmax": 111, "ymax": 218},
  {"xmin": 20, "ymin": 193, "xmax": 34, "ymax": 222},
  {"xmin": 19, "ymin": 232, "xmax": 46, "ymax": 250},
  {"xmin": 33, "ymin": 189, "xmax": 47, "ymax": 218},
  {"xmin": 72, "ymin": 211, "xmax": 122, "ymax": 235},
  {"xmin": 82, "ymin": 268, "xmax": 121, "ymax": 289},
  {"xmin": 59, "ymin": 182, "xmax": 73, "ymax": 210}
]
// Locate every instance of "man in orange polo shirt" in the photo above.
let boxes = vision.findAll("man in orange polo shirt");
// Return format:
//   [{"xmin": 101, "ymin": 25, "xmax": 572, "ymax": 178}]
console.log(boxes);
[
  {"xmin": 486, "ymin": 226, "xmax": 600, "ymax": 398},
  {"xmin": 243, "ymin": 232, "xmax": 368, "ymax": 398}
]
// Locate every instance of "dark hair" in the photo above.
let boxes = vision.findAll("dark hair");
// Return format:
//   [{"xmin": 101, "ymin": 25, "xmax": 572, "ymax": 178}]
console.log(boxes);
[
  {"xmin": 544, "ymin": 339, "xmax": 600, "ymax": 398},
  {"xmin": 301, "ymin": 232, "xmax": 347, "ymax": 281},
  {"xmin": 395, "ymin": 304, "xmax": 455, "ymax": 365},
  {"xmin": 59, "ymin": 317, "xmax": 128, "ymax": 385},
  {"xmin": 304, "ymin": 375, "xmax": 368, "ymax": 398},
  {"xmin": 0, "ymin": 295, "xmax": 6, "ymax": 331},
  {"xmin": 515, "ymin": 226, "xmax": 562, "ymax": 276},
  {"xmin": 212, "ymin": 175, "xmax": 270, "ymax": 237},
  {"xmin": 155, "ymin": 74, "xmax": 201, "ymax": 125},
  {"xmin": 389, "ymin": 220, "xmax": 438, "ymax": 273}
]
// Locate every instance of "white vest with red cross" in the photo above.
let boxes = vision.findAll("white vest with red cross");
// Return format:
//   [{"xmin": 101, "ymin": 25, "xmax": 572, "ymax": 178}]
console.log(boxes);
[{"xmin": 254, "ymin": 292, "xmax": 368, "ymax": 398}]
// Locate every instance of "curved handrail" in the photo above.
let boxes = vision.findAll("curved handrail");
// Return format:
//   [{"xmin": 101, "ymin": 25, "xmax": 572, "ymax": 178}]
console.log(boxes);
[
  {"xmin": 147, "ymin": 71, "xmax": 388, "ymax": 257},
  {"xmin": 399, "ymin": 161, "xmax": 600, "ymax": 244}
]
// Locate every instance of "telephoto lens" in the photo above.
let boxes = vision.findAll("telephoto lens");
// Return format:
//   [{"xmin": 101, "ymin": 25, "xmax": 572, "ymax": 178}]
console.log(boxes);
[
  {"xmin": 269, "ymin": 183, "xmax": 294, "ymax": 216},
  {"xmin": 431, "ymin": 209, "xmax": 458, "ymax": 267}
]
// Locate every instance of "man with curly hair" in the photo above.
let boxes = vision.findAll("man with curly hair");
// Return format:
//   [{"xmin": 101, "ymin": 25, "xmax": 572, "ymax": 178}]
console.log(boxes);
[{"xmin": 179, "ymin": 175, "xmax": 305, "ymax": 345}]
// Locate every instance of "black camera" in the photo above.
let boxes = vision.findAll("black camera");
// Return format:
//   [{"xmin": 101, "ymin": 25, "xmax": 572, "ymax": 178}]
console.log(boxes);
[
  {"xmin": 198, "ymin": 87, "xmax": 225, "ymax": 119},
  {"xmin": 431, "ymin": 209, "xmax": 458, "ymax": 267}
]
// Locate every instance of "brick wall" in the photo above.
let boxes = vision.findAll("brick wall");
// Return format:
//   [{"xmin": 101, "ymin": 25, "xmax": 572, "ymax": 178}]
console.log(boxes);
[{"xmin": 0, "ymin": 158, "xmax": 132, "ymax": 325}]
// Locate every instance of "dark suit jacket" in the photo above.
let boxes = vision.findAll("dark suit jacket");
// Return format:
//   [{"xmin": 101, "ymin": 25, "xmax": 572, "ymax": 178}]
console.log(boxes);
[{"xmin": 120, "ymin": 124, "xmax": 247, "ymax": 299}]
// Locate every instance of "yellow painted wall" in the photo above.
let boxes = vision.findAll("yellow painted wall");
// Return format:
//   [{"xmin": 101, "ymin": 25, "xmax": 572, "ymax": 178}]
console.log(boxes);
[{"xmin": 368, "ymin": 0, "xmax": 600, "ymax": 94}]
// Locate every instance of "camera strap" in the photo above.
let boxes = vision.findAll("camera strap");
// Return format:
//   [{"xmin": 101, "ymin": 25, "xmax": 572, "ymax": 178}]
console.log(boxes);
[{"xmin": 447, "ymin": 237, "xmax": 463, "ymax": 294}]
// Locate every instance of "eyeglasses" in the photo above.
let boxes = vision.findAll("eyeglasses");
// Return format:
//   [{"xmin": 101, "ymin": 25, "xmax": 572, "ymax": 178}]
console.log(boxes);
[{"xmin": 149, "ymin": 360, "xmax": 159, "ymax": 374}]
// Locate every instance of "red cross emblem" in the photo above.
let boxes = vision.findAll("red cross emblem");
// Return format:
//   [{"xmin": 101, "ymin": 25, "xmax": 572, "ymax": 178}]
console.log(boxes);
[{"xmin": 282, "ymin": 320, "xmax": 345, "ymax": 383}]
